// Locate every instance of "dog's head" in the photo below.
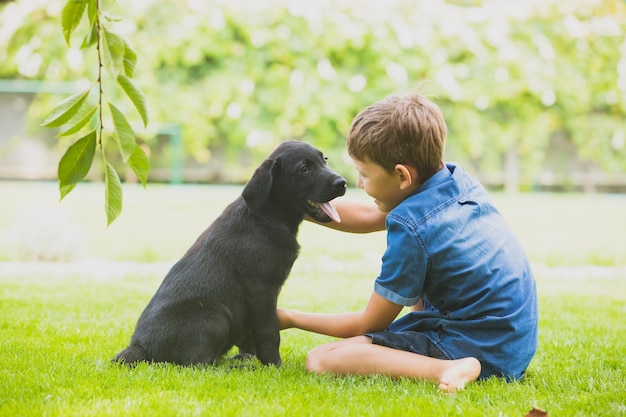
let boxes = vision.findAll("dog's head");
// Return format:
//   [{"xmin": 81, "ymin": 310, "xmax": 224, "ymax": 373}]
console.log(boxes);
[{"xmin": 242, "ymin": 141, "xmax": 346, "ymax": 223}]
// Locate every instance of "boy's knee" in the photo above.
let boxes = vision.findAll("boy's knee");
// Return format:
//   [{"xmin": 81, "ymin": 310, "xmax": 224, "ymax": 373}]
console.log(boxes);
[
  {"xmin": 306, "ymin": 345, "xmax": 335, "ymax": 374},
  {"xmin": 305, "ymin": 347, "xmax": 324, "ymax": 373}
]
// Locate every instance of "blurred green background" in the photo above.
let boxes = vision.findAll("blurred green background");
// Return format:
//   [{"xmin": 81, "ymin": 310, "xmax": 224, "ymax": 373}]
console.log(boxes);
[
  {"xmin": 1, "ymin": 0, "xmax": 625, "ymax": 191},
  {"xmin": 1, "ymin": 181, "xmax": 625, "ymax": 267}
]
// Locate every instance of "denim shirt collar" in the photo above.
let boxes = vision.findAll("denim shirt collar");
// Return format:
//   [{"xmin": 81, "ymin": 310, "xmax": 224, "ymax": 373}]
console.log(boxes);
[
  {"xmin": 415, "ymin": 163, "xmax": 454, "ymax": 194},
  {"xmin": 392, "ymin": 162, "xmax": 470, "ymax": 222},
  {"xmin": 413, "ymin": 162, "xmax": 469, "ymax": 198}
]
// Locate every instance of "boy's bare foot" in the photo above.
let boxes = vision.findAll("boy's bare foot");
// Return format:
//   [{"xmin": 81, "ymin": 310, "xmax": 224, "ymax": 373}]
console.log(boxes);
[{"xmin": 437, "ymin": 357, "xmax": 481, "ymax": 394}]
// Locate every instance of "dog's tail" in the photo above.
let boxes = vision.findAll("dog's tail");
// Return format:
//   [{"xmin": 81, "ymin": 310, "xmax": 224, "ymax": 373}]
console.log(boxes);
[{"xmin": 112, "ymin": 344, "xmax": 147, "ymax": 366}]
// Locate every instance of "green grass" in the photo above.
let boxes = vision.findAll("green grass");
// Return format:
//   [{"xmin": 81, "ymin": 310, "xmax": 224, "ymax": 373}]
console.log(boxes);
[{"xmin": 1, "ymin": 181, "xmax": 626, "ymax": 416}]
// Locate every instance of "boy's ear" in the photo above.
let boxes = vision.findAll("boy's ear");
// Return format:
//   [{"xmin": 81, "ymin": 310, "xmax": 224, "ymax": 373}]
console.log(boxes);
[{"xmin": 394, "ymin": 164, "xmax": 418, "ymax": 190}]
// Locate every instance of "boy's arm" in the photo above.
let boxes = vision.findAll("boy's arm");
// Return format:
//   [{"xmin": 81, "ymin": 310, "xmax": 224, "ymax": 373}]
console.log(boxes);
[
  {"xmin": 278, "ymin": 292, "xmax": 403, "ymax": 338},
  {"xmin": 306, "ymin": 198, "xmax": 386, "ymax": 233}
]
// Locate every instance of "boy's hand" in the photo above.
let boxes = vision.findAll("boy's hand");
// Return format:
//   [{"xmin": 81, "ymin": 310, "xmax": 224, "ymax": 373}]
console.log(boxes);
[
  {"xmin": 276, "ymin": 292, "xmax": 401, "ymax": 338},
  {"xmin": 277, "ymin": 308, "xmax": 294, "ymax": 330}
]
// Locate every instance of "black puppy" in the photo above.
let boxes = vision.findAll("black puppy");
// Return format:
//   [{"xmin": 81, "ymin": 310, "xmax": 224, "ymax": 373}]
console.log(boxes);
[{"xmin": 113, "ymin": 141, "xmax": 346, "ymax": 366}]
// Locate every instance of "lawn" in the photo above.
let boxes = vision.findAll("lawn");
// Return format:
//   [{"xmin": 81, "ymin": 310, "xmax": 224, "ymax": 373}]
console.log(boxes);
[{"xmin": 1, "ymin": 181, "xmax": 625, "ymax": 416}]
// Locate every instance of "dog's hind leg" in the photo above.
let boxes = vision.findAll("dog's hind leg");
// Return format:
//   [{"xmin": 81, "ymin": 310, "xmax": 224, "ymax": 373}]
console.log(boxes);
[
  {"xmin": 167, "ymin": 299, "xmax": 235, "ymax": 366},
  {"xmin": 112, "ymin": 344, "xmax": 147, "ymax": 365}
]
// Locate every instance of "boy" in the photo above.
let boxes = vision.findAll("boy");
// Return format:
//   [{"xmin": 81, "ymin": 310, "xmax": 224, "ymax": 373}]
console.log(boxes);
[{"xmin": 277, "ymin": 92, "xmax": 538, "ymax": 393}]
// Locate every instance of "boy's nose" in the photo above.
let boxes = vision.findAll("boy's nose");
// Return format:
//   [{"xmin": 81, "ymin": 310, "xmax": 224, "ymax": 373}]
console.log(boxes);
[{"xmin": 356, "ymin": 175, "xmax": 364, "ymax": 189}]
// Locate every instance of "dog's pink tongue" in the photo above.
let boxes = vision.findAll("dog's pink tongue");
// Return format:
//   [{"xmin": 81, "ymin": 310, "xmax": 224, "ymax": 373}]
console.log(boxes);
[{"xmin": 317, "ymin": 201, "xmax": 341, "ymax": 223}]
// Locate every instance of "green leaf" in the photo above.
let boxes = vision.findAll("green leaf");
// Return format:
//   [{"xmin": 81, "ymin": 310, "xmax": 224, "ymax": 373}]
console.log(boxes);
[
  {"xmin": 86, "ymin": 0, "xmax": 97, "ymax": 25},
  {"xmin": 102, "ymin": 11, "xmax": 122, "ymax": 22},
  {"xmin": 80, "ymin": 21, "xmax": 98, "ymax": 49},
  {"xmin": 102, "ymin": 26, "xmax": 125, "ymax": 78},
  {"xmin": 61, "ymin": 0, "xmax": 87, "ymax": 46},
  {"xmin": 108, "ymin": 102, "xmax": 136, "ymax": 162},
  {"xmin": 122, "ymin": 39, "xmax": 137, "ymax": 77},
  {"xmin": 104, "ymin": 161, "xmax": 123, "ymax": 226},
  {"xmin": 129, "ymin": 145, "xmax": 150, "ymax": 187},
  {"xmin": 117, "ymin": 74, "xmax": 148, "ymax": 127},
  {"xmin": 41, "ymin": 88, "xmax": 91, "ymax": 128},
  {"xmin": 59, "ymin": 183, "xmax": 77, "ymax": 201},
  {"xmin": 58, "ymin": 130, "xmax": 96, "ymax": 191},
  {"xmin": 56, "ymin": 105, "xmax": 98, "ymax": 137}
]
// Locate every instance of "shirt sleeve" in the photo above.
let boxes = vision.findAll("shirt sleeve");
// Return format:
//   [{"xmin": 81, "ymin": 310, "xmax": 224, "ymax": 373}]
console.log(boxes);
[{"xmin": 374, "ymin": 216, "xmax": 427, "ymax": 306}]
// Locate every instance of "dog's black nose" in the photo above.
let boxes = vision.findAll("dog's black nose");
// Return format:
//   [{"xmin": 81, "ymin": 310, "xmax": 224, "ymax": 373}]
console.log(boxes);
[{"xmin": 333, "ymin": 177, "xmax": 347, "ymax": 191}]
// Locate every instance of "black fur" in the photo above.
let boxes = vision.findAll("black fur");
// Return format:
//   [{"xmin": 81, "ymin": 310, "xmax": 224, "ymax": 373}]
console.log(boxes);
[{"xmin": 113, "ymin": 141, "xmax": 346, "ymax": 366}]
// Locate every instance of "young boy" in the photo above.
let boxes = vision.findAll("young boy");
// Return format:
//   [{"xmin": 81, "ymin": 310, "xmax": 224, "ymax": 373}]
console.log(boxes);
[{"xmin": 277, "ymin": 91, "xmax": 538, "ymax": 393}]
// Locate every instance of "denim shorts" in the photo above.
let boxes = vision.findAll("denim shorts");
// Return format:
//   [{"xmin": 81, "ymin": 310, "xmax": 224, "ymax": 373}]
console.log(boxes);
[{"xmin": 365, "ymin": 330, "xmax": 450, "ymax": 360}]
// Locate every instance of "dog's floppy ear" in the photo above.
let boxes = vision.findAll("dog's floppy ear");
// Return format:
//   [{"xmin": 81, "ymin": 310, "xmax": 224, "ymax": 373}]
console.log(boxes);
[{"xmin": 242, "ymin": 157, "xmax": 282, "ymax": 211}]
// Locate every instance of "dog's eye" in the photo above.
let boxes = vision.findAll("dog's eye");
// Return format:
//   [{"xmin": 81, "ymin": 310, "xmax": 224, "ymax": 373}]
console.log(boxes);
[
  {"xmin": 298, "ymin": 164, "xmax": 310, "ymax": 174},
  {"xmin": 324, "ymin": 157, "xmax": 328, "ymax": 165}
]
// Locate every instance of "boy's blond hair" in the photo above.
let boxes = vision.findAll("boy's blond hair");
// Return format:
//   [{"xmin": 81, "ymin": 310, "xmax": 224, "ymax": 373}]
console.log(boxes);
[{"xmin": 347, "ymin": 92, "xmax": 447, "ymax": 183}]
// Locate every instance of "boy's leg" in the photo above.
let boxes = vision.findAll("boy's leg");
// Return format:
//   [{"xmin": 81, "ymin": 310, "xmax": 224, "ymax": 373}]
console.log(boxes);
[{"xmin": 306, "ymin": 336, "xmax": 481, "ymax": 393}]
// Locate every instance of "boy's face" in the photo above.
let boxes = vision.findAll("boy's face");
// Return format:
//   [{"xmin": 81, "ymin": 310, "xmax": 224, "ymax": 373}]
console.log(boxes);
[{"xmin": 352, "ymin": 158, "xmax": 418, "ymax": 213}]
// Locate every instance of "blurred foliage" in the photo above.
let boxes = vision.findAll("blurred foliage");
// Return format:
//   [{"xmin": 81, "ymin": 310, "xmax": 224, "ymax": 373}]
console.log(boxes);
[{"xmin": 1, "ymin": 0, "xmax": 625, "ymax": 187}]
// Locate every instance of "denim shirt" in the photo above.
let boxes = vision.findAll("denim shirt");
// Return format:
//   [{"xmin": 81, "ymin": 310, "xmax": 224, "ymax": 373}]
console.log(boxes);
[{"xmin": 375, "ymin": 163, "xmax": 538, "ymax": 380}]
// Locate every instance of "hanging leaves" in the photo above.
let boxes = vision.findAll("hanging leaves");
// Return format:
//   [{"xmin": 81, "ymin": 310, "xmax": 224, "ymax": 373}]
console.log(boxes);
[
  {"xmin": 42, "ymin": 0, "xmax": 150, "ymax": 225},
  {"xmin": 61, "ymin": 0, "xmax": 87, "ymax": 46},
  {"xmin": 58, "ymin": 130, "xmax": 97, "ymax": 195},
  {"xmin": 109, "ymin": 102, "xmax": 136, "ymax": 162},
  {"xmin": 104, "ymin": 160, "xmax": 123, "ymax": 226},
  {"xmin": 122, "ymin": 40, "xmax": 137, "ymax": 78},
  {"xmin": 129, "ymin": 145, "xmax": 150, "ymax": 187},
  {"xmin": 102, "ymin": 27, "xmax": 125, "ymax": 78},
  {"xmin": 56, "ymin": 105, "xmax": 98, "ymax": 138},
  {"xmin": 80, "ymin": 21, "xmax": 98, "ymax": 49},
  {"xmin": 41, "ymin": 88, "xmax": 91, "ymax": 128},
  {"xmin": 117, "ymin": 74, "xmax": 148, "ymax": 127}
]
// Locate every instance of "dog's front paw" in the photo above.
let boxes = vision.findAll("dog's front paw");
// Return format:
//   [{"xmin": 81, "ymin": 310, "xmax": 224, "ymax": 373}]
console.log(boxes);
[
  {"xmin": 230, "ymin": 352, "xmax": 256, "ymax": 361},
  {"xmin": 268, "ymin": 359, "xmax": 282, "ymax": 367},
  {"xmin": 258, "ymin": 355, "xmax": 282, "ymax": 367}
]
